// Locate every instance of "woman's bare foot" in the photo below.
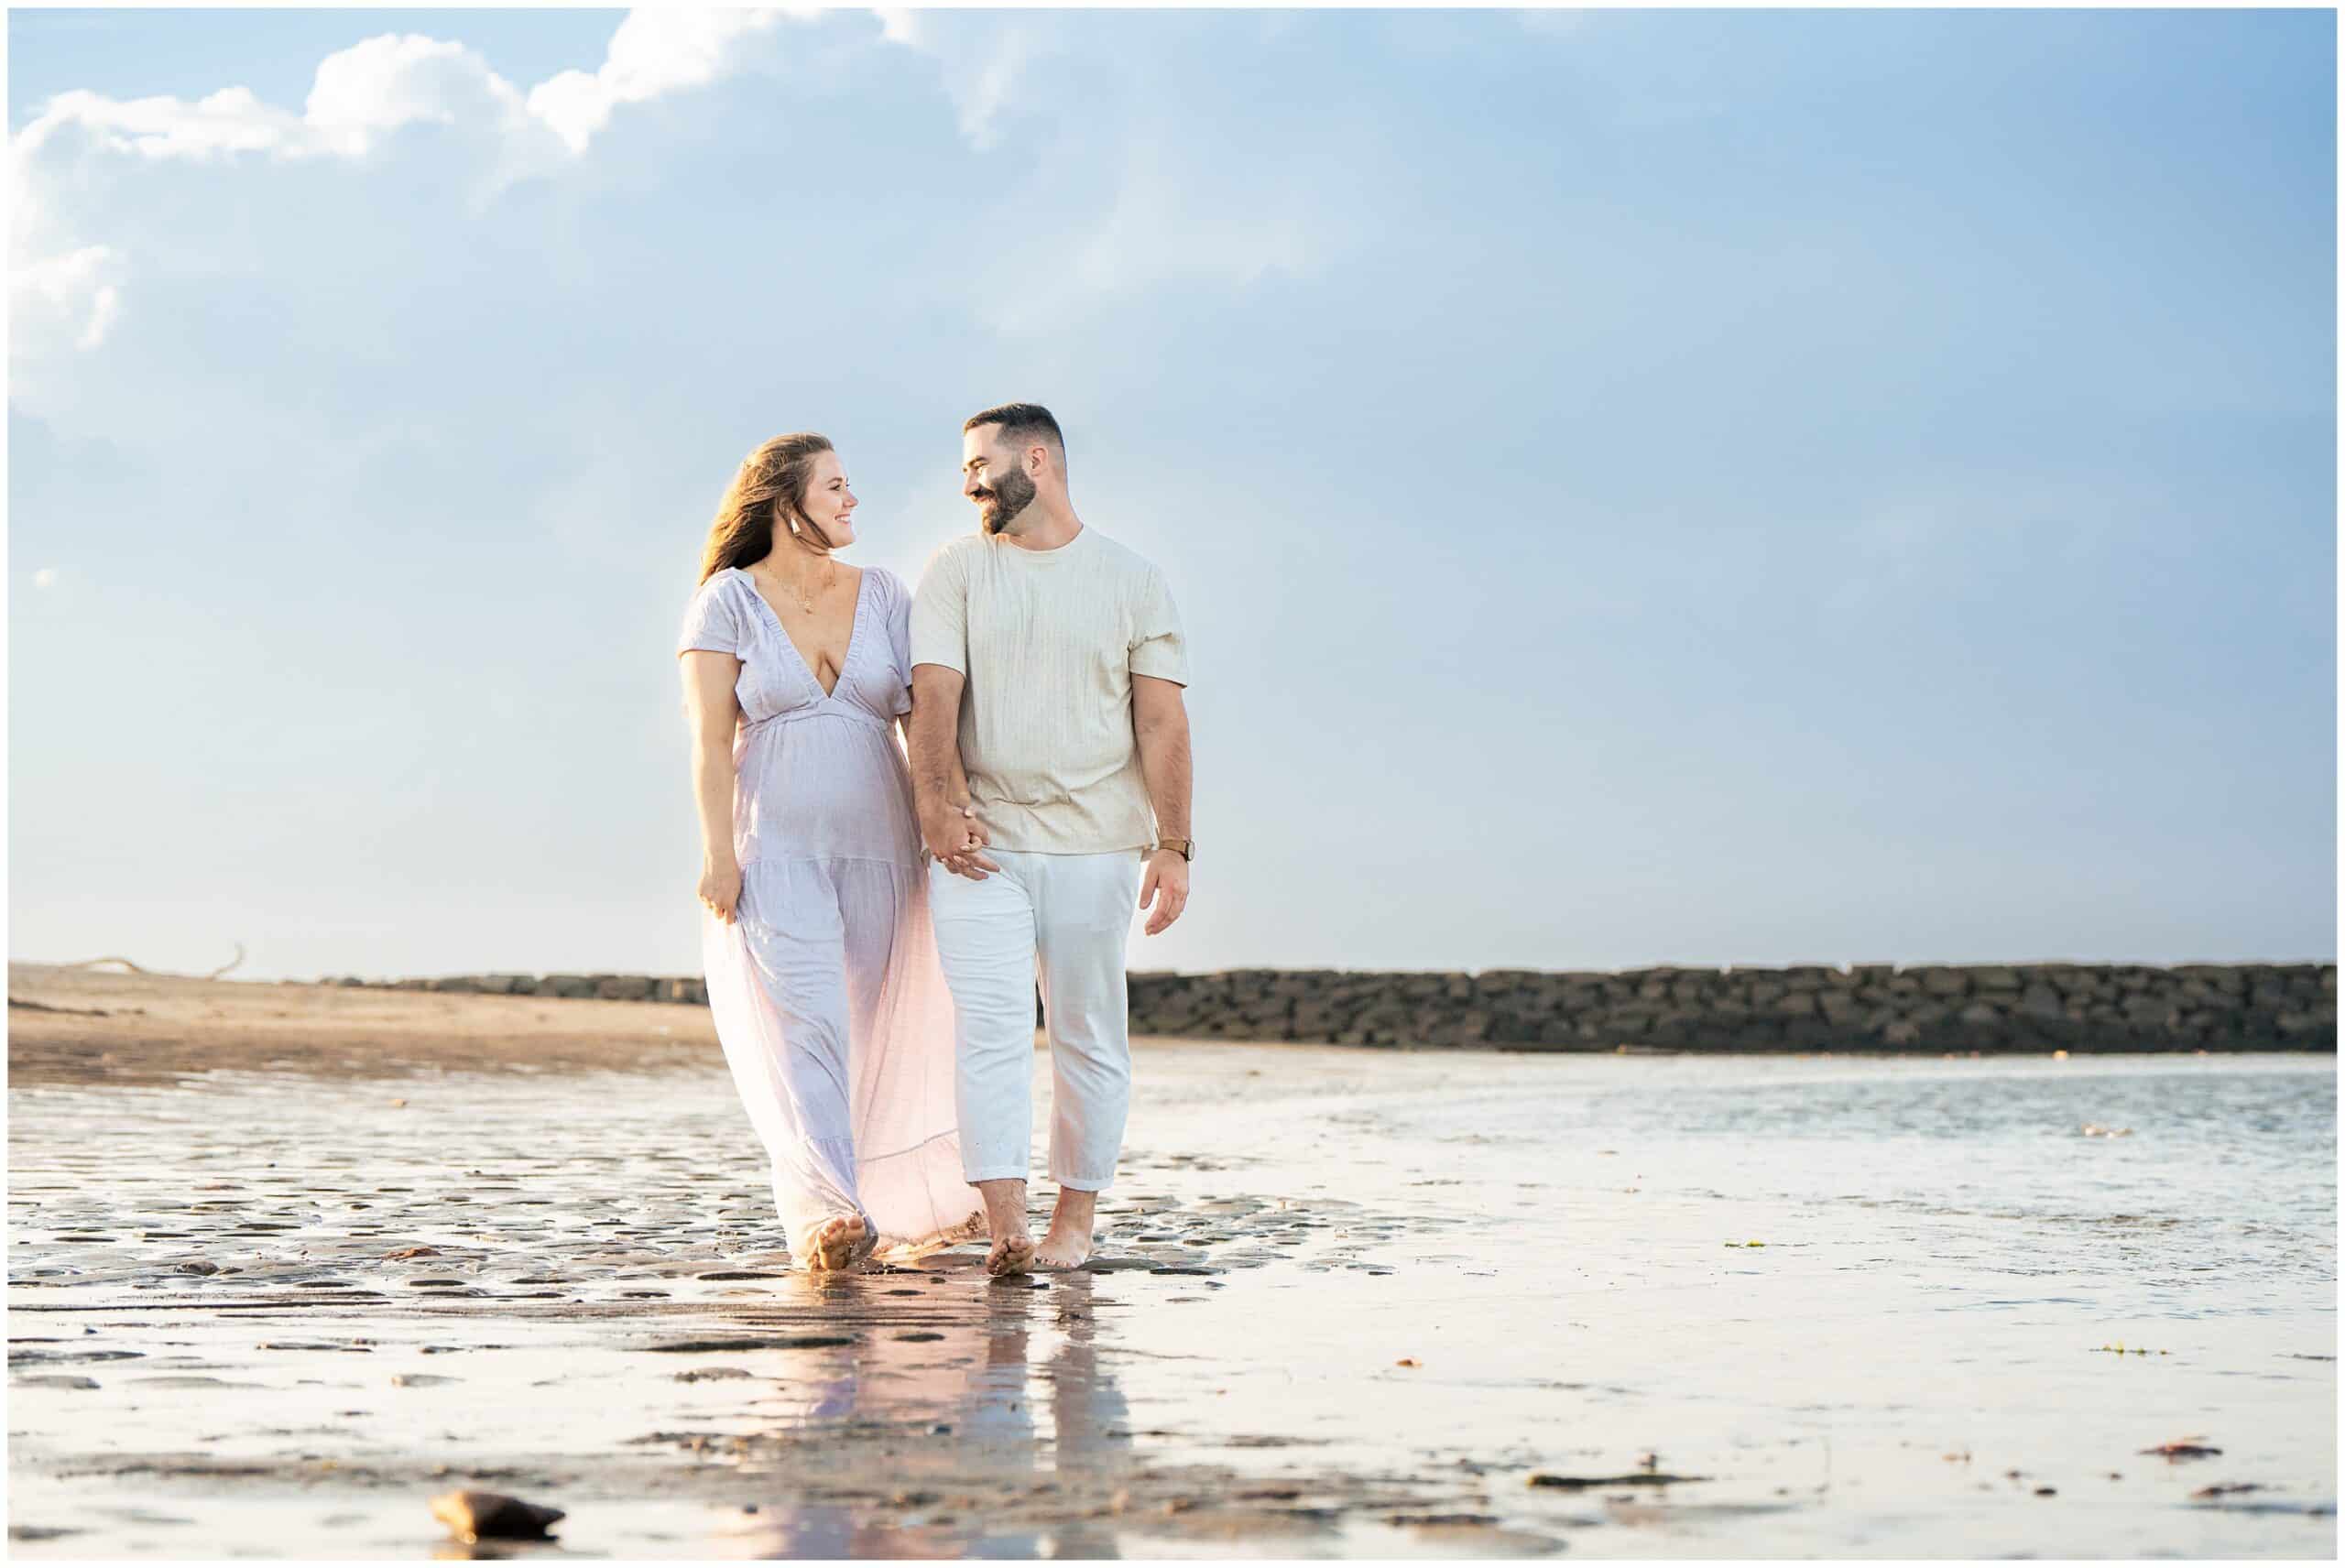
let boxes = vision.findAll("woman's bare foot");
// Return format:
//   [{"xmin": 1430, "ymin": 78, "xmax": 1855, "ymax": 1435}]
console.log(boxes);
[
  {"xmin": 986, "ymin": 1230, "xmax": 1035, "ymax": 1277},
  {"xmin": 807, "ymin": 1214, "xmax": 867, "ymax": 1273}
]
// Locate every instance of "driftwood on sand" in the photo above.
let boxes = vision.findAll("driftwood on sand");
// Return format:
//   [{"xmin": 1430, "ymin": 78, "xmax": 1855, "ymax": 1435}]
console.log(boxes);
[{"xmin": 59, "ymin": 942, "xmax": 245, "ymax": 981}]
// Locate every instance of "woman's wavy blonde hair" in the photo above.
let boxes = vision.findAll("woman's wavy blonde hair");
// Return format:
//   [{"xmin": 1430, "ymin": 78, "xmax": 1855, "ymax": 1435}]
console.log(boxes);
[{"xmin": 697, "ymin": 432, "xmax": 837, "ymax": 583}]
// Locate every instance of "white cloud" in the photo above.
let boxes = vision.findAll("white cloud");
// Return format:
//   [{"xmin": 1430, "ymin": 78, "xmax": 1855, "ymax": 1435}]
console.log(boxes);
[
  {"xmin": 11, "ymin": 245, "xmax": 125, "ymax": 354},
  {"xmin": 10, "ymin": 9, "xmax": 802, "ymax": 363},
  {"xmin": 10, "ymin": 35, "xmax": 531, "ymax": 169},
  {"xmin": 33, "ymin": 569, "xmax": 60, "ymax": 591},
  {"xmin": 526, "ymin": 8, "xmax": 792, "ymax": 155},
  {"xmin": 12, "ymin": 6, "xmax": 1380, "ymax": 366},
  {"xmin": 15, "ymin": 15, "xmax": 788, "ymax": 170},
  {"xmin": 14, "ymin": 85, "xmax": 308, "ymax": 163},
  {"xmin": 304, "ymin": 33, "xmax": 530, "ymax": 158}
]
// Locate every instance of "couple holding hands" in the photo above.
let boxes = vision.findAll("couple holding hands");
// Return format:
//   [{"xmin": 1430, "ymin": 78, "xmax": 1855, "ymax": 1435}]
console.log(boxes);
[{"xmin": 677, "ymin": 403, "xmax": 1194, "ymax": 1277}]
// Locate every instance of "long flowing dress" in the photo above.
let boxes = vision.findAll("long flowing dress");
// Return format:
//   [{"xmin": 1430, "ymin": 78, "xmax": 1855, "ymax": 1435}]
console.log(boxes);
[{"xmin": 677, "ymin": 564, "xmax": 981, "ymax": 1267}]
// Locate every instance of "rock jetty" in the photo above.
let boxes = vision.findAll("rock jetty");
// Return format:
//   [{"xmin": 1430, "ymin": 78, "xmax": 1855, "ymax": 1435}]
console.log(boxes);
[{"xmin": 322, "ymin": 963, "xmax": 2335, "ymax": 1052}]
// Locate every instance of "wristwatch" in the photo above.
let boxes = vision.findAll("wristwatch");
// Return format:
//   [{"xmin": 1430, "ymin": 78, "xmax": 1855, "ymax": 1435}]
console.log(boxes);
[{"xmin": 1157, "ymin": 838, "xmax": 1194, "ymax": 862}]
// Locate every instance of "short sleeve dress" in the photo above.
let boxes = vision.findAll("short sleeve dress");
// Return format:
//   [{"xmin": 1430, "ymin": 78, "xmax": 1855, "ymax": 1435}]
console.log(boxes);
[{"xmin": 678, "ymin": 565, "xmax": 979, "ymax": 1264}]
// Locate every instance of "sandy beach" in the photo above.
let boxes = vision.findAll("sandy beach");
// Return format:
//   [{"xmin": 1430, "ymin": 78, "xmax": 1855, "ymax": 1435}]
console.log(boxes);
[
  {"xmin": 7, "ymin": 964, "xmax": 2336, "ymax": 1558},
  {"xmin": 6, "ymin": 964, "xmax": 724, "ymax": 1088}
]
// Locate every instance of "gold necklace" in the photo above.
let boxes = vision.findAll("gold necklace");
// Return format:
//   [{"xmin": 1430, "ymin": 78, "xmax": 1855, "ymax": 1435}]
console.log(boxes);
[
  {"xmin": 786, "ymin": 559, "xmax": 834, "ymax": 615},
  {"xmin": 760, "ymin": 555, "xmax": 834, "ymax": 615}
]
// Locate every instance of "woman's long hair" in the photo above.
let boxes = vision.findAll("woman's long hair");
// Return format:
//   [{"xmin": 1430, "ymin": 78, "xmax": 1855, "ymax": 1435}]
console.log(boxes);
[{"xmin": 697, "ymin": 432, "xmax": 836, "ymax": 583}]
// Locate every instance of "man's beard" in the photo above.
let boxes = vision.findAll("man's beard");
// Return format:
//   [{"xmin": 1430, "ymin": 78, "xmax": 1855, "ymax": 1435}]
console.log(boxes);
[{"xmin": 974, "ymin": 467, "xmax": 1037, "ymax": 535}]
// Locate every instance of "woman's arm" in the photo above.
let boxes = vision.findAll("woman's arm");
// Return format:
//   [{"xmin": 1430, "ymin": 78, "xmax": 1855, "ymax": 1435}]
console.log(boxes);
[{"xmin": 681, "ymin": 650, "xmax": 745, "ymax": 922}]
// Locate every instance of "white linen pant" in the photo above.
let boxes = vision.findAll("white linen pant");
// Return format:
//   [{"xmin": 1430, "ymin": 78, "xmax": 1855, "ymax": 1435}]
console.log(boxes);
[{"xmin": 927, "ymin": 848, "xmax": 1143, "ymax": 1191}]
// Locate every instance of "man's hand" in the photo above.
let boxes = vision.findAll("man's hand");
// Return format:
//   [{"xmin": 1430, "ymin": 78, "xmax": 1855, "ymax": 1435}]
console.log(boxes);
[
  {"xmin": 1139, "ymin": 848, "xmax": 1189, "ymax": 935},
  {"xmin": 922, "ymin": 800, "xmax": 999, "ymax": 880}
]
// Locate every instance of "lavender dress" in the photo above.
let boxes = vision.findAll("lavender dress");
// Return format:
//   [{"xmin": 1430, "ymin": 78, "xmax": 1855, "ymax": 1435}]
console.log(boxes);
[{"xmin": 678, "ymin": 565, "xmax": 979, "ymax": 1265}]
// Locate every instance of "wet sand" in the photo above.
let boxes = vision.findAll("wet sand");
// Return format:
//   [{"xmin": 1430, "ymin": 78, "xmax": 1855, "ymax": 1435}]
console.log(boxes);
[{"xmin": 8, "ymin": 966, "xmax": 2337, "ymax": 1557}]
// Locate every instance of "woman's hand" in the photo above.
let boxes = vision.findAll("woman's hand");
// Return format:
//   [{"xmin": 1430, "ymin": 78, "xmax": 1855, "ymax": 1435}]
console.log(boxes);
[{"xmin": 699, "ymin": 859, "xmax": 743, "ymax": 924}]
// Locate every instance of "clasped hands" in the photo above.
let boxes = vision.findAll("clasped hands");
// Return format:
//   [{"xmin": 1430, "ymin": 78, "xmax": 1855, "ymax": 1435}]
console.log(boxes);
[{"xmin": 921, "ymin": 800, "xmax": 1001, "ymax": 880}]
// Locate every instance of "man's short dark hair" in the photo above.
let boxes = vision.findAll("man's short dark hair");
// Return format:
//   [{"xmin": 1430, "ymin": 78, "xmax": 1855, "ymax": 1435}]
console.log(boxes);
[{"xmin": 964, "ymin": 402, "xmax": 1065, "ymax": 462}]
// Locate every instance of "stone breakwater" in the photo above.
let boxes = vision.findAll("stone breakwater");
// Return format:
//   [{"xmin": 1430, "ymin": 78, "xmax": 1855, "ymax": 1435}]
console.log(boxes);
[{"xmin": 327, "ymin": 964, "xmax": 2336, "ymax": 1052}]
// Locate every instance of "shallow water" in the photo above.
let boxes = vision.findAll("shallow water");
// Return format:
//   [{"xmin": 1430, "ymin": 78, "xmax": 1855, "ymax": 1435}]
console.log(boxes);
[{"xmin": 8, "ymin": 1046, "xmax": 2335, "ymax": 1557}]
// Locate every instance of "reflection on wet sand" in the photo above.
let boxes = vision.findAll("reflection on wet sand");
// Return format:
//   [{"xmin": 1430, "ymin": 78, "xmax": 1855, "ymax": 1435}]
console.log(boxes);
[{"xmin": 727, "ymin": 1272, "xmax": 1133, "ymax": 1558}]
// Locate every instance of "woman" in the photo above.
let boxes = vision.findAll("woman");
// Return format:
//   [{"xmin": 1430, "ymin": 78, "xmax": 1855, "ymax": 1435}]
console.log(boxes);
[{"xmin": 677, "ymin": 432, "xmax": 983, "ymax": 1271}]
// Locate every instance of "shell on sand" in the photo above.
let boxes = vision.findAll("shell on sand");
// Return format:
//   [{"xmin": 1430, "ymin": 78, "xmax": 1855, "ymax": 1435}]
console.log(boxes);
[{"xmin": 429, "ymin": 1490, "xmax": 565, "ymax": 1541}]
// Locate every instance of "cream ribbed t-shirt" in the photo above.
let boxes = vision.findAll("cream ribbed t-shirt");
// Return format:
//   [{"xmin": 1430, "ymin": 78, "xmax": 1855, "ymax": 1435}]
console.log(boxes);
[{"xmin": 910, "ymin": 526, "xmax": 1187, "ymax": 855}]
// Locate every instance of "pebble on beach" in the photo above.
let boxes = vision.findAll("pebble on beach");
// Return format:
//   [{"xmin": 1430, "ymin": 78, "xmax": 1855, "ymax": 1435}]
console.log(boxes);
[
  {"xmin": 1528, "ymin": 1471, "xmax": 1709, "ymax": 1490},
  {"xmin": 2141, "ymin": 1440, "xmax": 2223, "ymax": 1460},
  {"xmin": 429, "ymin": 1490, "xmax": 565, "ymax": 1541}
]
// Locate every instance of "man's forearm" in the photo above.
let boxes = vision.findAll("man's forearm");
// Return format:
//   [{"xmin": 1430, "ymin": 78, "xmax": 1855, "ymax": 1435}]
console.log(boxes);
[
  {"xmin": 1136, "ymin": 713, "xmax": 1192, "ymax": 841},
  {"xmin": 901, "ymin": 716, "xmax": 973, "ymax": 809},
  {"xmin": 900, "ymin": 698, "xmax": 965, "ymax": 820},
  {"xmin": 908, "ymin": 706, "xmax": 956, "ymax": 816}
]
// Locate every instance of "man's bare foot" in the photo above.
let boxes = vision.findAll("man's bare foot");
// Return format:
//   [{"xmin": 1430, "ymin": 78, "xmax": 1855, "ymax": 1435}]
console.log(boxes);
[
  {"xmin": 807, "ymin": 1214, "xmax": 867, "ymax": 1273},
  {"xmin": 975, "ymin": 1176, "xmax": 1032, "ymax": 1278},
  {"xmin": 1033, "ymin": 1185, "xmax": 1098, "ymax": 1270},
  {"xmin": 986, "ymin": 1231, "xmax": 1035, "ymax": 1277},
  {"xmin": 1032, "ymin": 1225, "xmax": 1092, "ymax": 1270}
]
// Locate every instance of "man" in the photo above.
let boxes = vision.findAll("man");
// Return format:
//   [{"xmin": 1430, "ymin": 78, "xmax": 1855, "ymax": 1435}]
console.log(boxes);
[{"xmin": 908, "ymin": 402, "xmax": 1194, "ymax": 1276}]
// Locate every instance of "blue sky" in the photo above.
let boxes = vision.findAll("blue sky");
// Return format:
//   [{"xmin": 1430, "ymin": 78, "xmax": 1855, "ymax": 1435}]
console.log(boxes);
[{"xmin": 10, "ymin": 8, "xmax": 2335, "ymax": 982}]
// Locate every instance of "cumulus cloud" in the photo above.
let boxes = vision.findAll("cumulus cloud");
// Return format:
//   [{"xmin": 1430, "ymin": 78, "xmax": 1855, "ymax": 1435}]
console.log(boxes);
[
  {"xmin": 11, "ymin": 245, "xmax": 125, "ymax": 354},
  {"xmin": 873, "ymin": 7, "xmax": 924, "ymax": 49},
  {"xmin": 15, "ymin": 85, "xmax": 304, "ymax": 162},
  {"xmin": 304, "ymin": 32, "xmax": 533, "ymax": 157},
  {"xmin": 14, "ymin": 13, "xmax": 787, "ymax": 169},
  {"xmin": 528, "ymin": 8, "xmax": 796, "ymax": 154},
  {"xmin": 12, "ymin": 5, "xmax": 1380, "ymax": 367},
  {"xmin": 10, "ymin": 38, "xmax": 526, "ymax": 168},
  {"xmin": 9, "ymin": 9, "xmax": 799, "ymax": 363}
]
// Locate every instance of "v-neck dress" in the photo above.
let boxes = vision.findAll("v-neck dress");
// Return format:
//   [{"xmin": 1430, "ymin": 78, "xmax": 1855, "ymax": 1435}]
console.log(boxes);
[{"xmin": 678, "ymin": 565, "xmax": 979, "ymax": 1266}]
